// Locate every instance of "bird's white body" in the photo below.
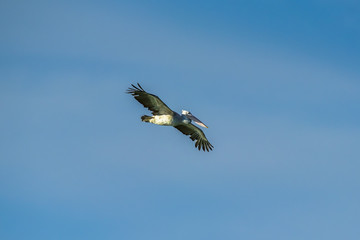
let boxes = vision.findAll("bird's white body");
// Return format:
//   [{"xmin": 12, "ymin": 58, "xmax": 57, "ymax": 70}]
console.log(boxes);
[
  {"xmin": 148, "ymin": 112, "xmax": 191, "ymax": 126},
  {"xmin": 149, "ymin": 115, "xmax": 174, "ymax": 126}
]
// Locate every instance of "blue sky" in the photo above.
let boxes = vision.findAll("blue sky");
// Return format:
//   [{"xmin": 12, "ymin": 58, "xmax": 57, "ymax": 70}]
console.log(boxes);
[{"xmin": 1, "ymin": 0, "xmax": 359, "ymax": 239}]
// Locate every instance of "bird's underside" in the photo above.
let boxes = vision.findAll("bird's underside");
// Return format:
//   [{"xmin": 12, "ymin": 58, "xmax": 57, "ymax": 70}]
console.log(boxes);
[
  {"xmin": 127, "ymin": 83, "xmax": 213, "ymax": 152},
  {"xmin": 142, "ymin": 114, "xmax": 174, "ymax": 126}
]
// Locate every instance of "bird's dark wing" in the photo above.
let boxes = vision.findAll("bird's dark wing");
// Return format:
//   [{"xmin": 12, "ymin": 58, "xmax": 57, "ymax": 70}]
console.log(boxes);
[
  {"xmin": 127, "ymin": 83, "xmax": 174, "ymax": 115},
  {"xmin": 174, "ymin": 124, "xmax": 214, "ymax": 152}
]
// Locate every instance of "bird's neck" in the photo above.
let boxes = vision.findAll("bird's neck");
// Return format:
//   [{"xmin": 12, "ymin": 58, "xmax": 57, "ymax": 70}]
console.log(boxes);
[{"xmin": 181, "ymin": 115, "xmax": 191, "ymax": 124}]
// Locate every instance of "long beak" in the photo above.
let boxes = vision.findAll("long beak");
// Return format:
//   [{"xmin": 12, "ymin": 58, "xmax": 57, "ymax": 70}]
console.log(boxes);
[{"xmin": 188, "ymin": 114, "xmax": 208, "ymax": 128}]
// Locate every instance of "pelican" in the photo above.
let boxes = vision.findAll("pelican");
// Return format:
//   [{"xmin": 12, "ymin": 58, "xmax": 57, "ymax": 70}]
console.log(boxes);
[{"xmin": 127, "ymin": 83, "xmax": 213, "ymax": 152}]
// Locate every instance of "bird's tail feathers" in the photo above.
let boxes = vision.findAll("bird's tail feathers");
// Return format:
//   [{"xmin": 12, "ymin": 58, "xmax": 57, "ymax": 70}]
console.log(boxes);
[{"xmin": 141, "ymin": 115, "xmax": 152, "ymax": 122}]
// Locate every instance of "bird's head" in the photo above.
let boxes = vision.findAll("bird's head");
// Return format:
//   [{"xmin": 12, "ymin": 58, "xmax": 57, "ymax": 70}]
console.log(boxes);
[
  {"xmin": 181, "ymin": 109, "xmax": 208, "ymax": 128},
  {"xmin": 181, "ymin": 110, "xmax": 190, "ymax": 115}
]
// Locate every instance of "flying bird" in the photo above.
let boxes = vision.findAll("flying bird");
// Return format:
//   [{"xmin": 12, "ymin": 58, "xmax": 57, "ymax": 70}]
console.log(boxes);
[{"xmin": 127, "ymin": 83, "xmax": 213, "ymax": 152}]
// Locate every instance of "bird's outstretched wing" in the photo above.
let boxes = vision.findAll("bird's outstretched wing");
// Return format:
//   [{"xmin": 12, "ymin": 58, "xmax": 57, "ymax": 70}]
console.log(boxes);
[
  {"xmin": 127, "ymin": 83, "xmax": 174, "ymax": 115},
  {"xmin": 174, "ymin": 124, "xmax": 214, "ymax": 152}
]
